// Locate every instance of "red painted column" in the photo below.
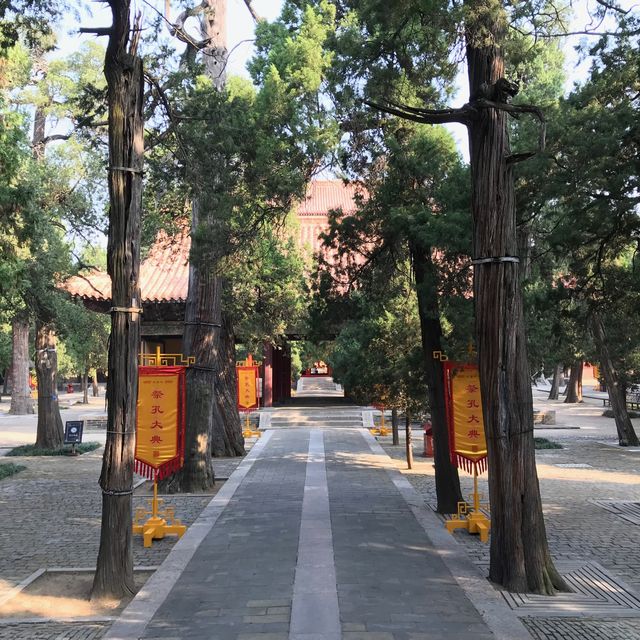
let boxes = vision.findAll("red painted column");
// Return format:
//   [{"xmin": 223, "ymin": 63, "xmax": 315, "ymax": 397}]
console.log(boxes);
[{"xmin": 263, "ymin": 343, "xmax": 273, "ymax": 408}]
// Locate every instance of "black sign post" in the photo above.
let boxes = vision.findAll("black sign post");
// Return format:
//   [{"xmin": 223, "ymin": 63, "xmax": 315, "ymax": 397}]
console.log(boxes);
[{"xmin": 64, "ymin": 421, "xmax": 84, "ymax": 455}]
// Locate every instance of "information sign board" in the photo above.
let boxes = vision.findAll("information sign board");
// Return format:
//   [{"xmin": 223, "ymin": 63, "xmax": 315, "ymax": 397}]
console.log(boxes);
[{"xmin": 64, "ymin": 421, "xmax": 84, "ymax": 445}]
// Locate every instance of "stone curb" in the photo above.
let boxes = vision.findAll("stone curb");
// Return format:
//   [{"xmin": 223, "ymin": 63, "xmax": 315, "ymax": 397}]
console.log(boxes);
[
  {"xmin": 361, "ymin": 429, "xmax": 531, "ymax": 640},
  {"xmin": 103, "ymin": 430, "xmax": 274, "ymax": 640}
]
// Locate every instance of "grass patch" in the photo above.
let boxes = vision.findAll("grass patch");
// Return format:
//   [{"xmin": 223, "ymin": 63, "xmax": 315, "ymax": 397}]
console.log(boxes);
[
  {"xmin": 0, "ymin": 462, "xmax": 26, "ymax": 480},
  {"xmin": 534, "ymin": 437, "xmax": 563, "ymax": 450},
  {"xmin": 6, "ymin": 442, "xmax": 102, "ymax": 457}
]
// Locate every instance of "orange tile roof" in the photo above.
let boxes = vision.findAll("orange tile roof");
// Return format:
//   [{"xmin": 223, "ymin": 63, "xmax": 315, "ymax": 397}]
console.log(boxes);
[
  {"xmin": 64, "ymin": 230, "xmax": 190, "ymax": 304},
  {"xmin": 297, "ymin": 180, "xmax": 360, "ymax": 216}
]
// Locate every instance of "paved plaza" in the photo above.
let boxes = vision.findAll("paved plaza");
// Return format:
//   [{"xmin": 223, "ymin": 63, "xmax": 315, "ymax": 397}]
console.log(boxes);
[{"xmin": 2, "ymin": 381, "xmax": 640, "ymax": 639}]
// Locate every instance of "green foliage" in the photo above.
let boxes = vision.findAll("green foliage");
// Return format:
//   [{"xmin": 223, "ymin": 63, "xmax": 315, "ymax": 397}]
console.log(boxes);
[
  {"xmin": 0, "ymin": 41, "xmax": 107, "ymax": 347},
  {"xmin": 0, "ymin": 0, "xmax": 63, "ymax": 55},
  {"xmin": 7, "ymin": 441, "xmax": 101, "ymax": 456},
  {"xmin": 534, "ymin": 437, "xmax": 562, "ymax": 450},
  {"xmin": 0, "ymin": 323, "xmax": 10, "ymax": 373},
  {"xmin": 0, "ymin": 462, "xmax": 26, "ymax": 480},
  {"xmin": 311, "ymin": 123, "xmax": 473, "ymax": 359},
  {"xmin": 330, "ymin": 275, "xmax": 426, "ymax": 413},
  {"xmin": 522, "ymin": 18, "xmax": 640, "ymax": 380},
  {"xmin": 226, "ymin": 222, "xmax": 308, "ymax": 350},
  {"xmin": 57, "ymin": 301, "xmax": 109, "ymax": 378}
]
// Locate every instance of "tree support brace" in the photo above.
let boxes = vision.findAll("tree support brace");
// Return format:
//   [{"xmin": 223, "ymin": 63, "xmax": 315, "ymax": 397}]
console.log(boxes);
[{"xmin": 471, "ymin": 256, "xmax": 520, "ymax": 265}]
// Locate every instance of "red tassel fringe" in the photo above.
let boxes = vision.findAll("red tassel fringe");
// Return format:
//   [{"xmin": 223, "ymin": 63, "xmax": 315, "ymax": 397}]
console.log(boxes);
[
  {"xmin": 134, "ymin": 455, "xmax": 183, "ymax": 481},
  {"xmin": 454, "ymin": 453, "xmax": 488, "ymax": 476}
]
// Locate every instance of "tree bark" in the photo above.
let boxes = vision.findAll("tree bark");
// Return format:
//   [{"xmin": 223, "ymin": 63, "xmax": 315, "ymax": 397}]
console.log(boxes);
[
  {"xmin": 465, "ymin": 0, "xmax": 566, "ymax": 594},
  {"xmin": 564, "ymin": 361, "xmax": 583, "ymax": 403},
  {"xmin": 591, "ymin": 313, "xmax": 639, "ymax": 446},
  {"xmin": 201, "ymin": 0, "xmax": 227, "ymax": 90},
  {"xmin": 91, "ymin": 0, "xmax": 143, "ymax": 600},
  {"xmin": 211, "ymin": 312, "xmax": 245, "ymax": 457},
  {"xmin": 34, "ymin": 322, "xmax": 63, "ymax": 449},
  {"xmin": 163, "ymin": 199, "xmax": 219, "ymax": 493},
  {"xmin": 548, "ymin": 363, "xmax": 562, "ymax": 400},
  {"xmin": 9, "ymin": 314, "xmax": 34, "ymax": 415},
  {"xmin": 411, "ymin": 241, "xmax": 463, "ymax": 513},
  {"xmin": 82, "ymin": 369, "xmax": 89, "ymax": 404},
  {"xmin": 405, "ymin": 412, "xmax": 413, "ymax": 470},
  {"xmin": 4, "ymin": 366, "xmax": 12, "ymax": 395},
  {"xmin": 391, "ymin": 407, "xmax": 399, "ymax": 445},
  {"xmin": 92, "ymin": 370, "xmax": 100, "ymax": 397}
]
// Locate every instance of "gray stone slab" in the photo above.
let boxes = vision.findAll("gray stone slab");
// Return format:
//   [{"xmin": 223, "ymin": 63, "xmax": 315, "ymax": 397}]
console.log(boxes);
[{"xmin": 289, "ymin": 431, "xmax": 341, "ymax": 639}]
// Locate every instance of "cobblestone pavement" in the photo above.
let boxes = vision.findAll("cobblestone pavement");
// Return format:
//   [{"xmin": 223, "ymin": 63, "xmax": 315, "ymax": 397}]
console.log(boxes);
[
  {"xmin": 0, "ymin": 441, "xmax": 247, "ymax": 639},
  {"xmin": 381, "ymin": 394, "xmax": 640, "ymax": 640},
  {"xmin": 524, "ymin": 618, "xmax": 640, "ymax": 639},
  {"xmin": 0, "ymin": 622, "xmax": 109, "ymax": 639}
]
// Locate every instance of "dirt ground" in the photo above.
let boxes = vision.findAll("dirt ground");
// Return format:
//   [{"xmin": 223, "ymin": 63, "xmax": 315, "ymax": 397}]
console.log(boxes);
[{"xmin": 0, "ymin": 570, "xmax": 151, "ymax": 620}]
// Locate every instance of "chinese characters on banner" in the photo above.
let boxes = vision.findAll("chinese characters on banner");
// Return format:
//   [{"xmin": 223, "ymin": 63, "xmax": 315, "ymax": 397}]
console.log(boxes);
[
  {"xmin": 444, "ymin": 363, "xmax": 488, "ymax": 475},
  {"xmin": 237, "ymin": 366, "xmax": 259, "ymax": 411},
  {"xmin": 135, "ymin": 366, "xmax": 186, "ymax": 480}
]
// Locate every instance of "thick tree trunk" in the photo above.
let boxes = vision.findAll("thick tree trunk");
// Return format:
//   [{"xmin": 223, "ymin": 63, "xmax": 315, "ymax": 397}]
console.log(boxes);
[
  {"xmin": 411, "ymin": 241, "xmax": 463, "ymax": 513},
  {"xmin": 91, "ymin": 1, "xmax": 143, "ymax": 600},
  {"xmin": 166, "ymin": 0, "xmax": 232, "ymax": 489},
  {"xmin": 163, "ymin": 206, "xmax": 218, "ymax": 492},
  {"xmin": 92, "ymin": 370, "xmax": 100, "ymax": 397},
  {"xmin": 405, "ymin": 412, "xmax": 413, "ymax": 470},
  {"xmin": 82, "ymin": 369, "xmax": 89, "ymax": 404},
  {"xmin": 465, "ymin": 0, "xmax": 566, "ymax": 594},
  {"xmin": 591, "ymin": 313, "xmax": 639, "ymax": 446},
  {"xmin": 9, "ymin": 314, "xmax": 34, "ymax": 415},
  {"xmin": 211, "ymin": 313, "xmax": 245, "ymax": 457},
  {"xmin": 548, "ymin": 363, "xmax": 562, "ymax": 400},
  {"xmin": 391, "ymin": 407, "xmax": 399, "ymax": 445},
  {"xmin": 564, "ymin": 361, "xmax": 583, "ymax": 403},
  {"xmin": 34, "ymin": 323, "xmax": 63, "ymax": 449}
]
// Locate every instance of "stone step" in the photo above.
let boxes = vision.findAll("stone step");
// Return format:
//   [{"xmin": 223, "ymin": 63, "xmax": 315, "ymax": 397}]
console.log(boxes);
[{"xmin": 270, "ymin": 420, "xmax": 363, "ymax": 424}]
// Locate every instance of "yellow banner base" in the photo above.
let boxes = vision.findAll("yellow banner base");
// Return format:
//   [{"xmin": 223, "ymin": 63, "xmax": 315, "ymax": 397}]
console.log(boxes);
[
  {"xmin": 444, "ymin": 468, "xmax": 491, "ymax": 543},
  {"xmin": 242, "ymin": 413, "xmax": 261, "ymax": 439},
  {"xmin": 370, "ymin": 410, "xmax": 390, "ymax": 437},
  {"xmin": 133, "ymin": 479, "xmax": 186, "ymax": 548}
]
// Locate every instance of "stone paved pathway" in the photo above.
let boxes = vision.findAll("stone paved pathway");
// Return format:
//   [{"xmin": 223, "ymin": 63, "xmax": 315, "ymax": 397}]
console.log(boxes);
[
  {"xmin": 6, "ymin": 388, "xmax": 640, "ymax": 639},
  {"xmin": 106, "ymin": 427, "xmax": 511, "ymax": 640}
]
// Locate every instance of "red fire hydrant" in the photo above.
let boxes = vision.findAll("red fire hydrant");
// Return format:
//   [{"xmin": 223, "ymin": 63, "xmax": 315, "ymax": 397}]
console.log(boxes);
[{"xmin": 422, "ymin": 420, "xmax": 433, "ymax": 457}]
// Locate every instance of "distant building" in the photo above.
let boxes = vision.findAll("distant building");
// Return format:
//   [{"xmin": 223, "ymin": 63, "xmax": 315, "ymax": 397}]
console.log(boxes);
[{"xmin": 64, "ymin": 180, "xmax": 360, "ymax": 406}]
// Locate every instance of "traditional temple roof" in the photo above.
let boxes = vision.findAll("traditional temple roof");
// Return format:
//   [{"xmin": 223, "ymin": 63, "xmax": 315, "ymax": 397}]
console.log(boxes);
[
  {"xmin": 64, "ymin": 180, "xmax": 358, "ymax": 305},
  {"xmin": 297, "ymin": 180, "xmax": 360, "ymax": 217},
  {"xmin": 64, "ymin": 230, "xmax": 190, "ymax": 305}
]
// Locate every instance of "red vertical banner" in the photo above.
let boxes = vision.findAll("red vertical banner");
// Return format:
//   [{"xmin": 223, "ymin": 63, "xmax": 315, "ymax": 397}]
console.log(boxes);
[
  {"xmin": 237, "ymin": 366, "xmax": 259, "ymax": 411},
  {"xmin": 135, "ymin": 366, "xmax": 186, "ymax": 479},
  {"xmin": 443, "ymin": 362, "xmax": 488, "ymax": 475}
]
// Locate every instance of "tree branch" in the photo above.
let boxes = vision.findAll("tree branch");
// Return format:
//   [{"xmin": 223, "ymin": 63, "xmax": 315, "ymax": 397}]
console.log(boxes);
[
  {"xmin": 79, "ymin": 27, "xmax": 113, "ymax": 36},
  {"xmin": 364, "ymin": 100, "xmax": 472, "ymax": 126},
  {"xmin": 242, "ymin": 0, "xmax": 261, "ymax": 22},
  {"xmin": 594, "ymin": 0, "xmax": 633, "ymax": 15},
  {"xmin": 42, "ymin": 133, "xmax": 73, "ymax": 145}
]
